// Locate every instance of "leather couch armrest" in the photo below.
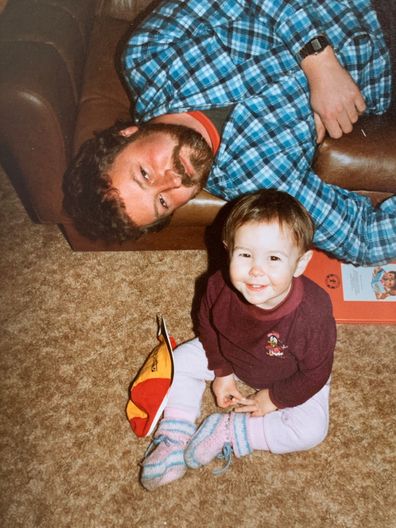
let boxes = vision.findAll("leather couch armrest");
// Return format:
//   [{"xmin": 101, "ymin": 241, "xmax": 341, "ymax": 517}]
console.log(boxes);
[
  {"xmin": 0, "ymin": 0, "xmax": 97, "ymax": 223},
  {"xmin": 314, "ymin": 114, "xmax": 396, "ymax": 194}
]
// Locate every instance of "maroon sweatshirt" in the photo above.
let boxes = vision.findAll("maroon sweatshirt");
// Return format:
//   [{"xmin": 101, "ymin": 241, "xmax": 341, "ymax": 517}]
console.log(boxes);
[{"xmin": 198, "ymin": 270, "xmax": 336, "ymax": 409}]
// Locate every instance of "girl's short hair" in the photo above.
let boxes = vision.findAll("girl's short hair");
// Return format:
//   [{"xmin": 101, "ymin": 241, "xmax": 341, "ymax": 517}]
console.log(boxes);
[{"xmin": 223, "ymin": 189, "xmax": 315, "ymax": 253}]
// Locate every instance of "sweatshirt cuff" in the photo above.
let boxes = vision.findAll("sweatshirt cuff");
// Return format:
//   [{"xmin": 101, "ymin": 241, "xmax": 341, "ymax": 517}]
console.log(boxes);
[
  {"xmin": 268, "ymin": 389, "xmax": 288, "ymax": 410},
  {"xmin": 213, "ymin": 366, "xmax": 234, "ymax": 377}
]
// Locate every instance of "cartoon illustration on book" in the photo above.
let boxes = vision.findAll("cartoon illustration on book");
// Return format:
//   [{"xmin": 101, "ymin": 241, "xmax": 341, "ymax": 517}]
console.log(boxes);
[{"xmin": 370, "ymin": 267, "xmax": 396, "ymax": 300}]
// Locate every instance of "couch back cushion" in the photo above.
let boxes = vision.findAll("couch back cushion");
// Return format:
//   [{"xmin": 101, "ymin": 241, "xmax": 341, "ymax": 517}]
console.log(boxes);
[{"xmin": 98, "ymin": 0, "xmax": 160, "ymax": 21}]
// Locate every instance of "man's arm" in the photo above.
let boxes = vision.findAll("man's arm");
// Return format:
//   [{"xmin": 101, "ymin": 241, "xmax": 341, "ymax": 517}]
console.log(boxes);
[
  {"xmin": 247, "ymin": 0, "xmax": 383, "ymax": 141},
  {"xmin": 301, "ymin": 44, "xmax": 366, "ymax": 142},
  {"xmin": 250, "ymin": 0, "xmax": 367, "ymax": 141},
  {"xmin": 124, "ymin": 0, "xmax": 380, "ymax": 136}
]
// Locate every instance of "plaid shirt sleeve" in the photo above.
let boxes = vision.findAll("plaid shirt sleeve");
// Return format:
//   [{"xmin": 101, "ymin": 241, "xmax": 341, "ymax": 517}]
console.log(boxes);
[
  {"xmin": 122, "ymin": 0, "xmax": 328, "ymax": 119},
  {"xmin": 122, "ymin": 0, "xmax": 394, "ymax": 265}
]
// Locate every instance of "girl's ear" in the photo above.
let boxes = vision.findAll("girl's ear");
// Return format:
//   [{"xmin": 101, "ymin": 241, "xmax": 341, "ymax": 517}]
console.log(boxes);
[{"xmin": 293, "ymin": 250, "xmax": 313, "ymax": 277}]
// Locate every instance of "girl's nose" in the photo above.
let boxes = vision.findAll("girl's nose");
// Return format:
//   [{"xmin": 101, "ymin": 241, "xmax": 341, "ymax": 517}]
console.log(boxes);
[{"xmin": 249, "ymin": 264, "xmax": 266, "ymax": 277}]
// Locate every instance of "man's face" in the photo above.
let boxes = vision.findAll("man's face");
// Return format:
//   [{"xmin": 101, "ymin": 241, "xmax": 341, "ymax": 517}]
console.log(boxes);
[{"xmin": 109, "ymin": 126, "xmax": 213, "ymax": 226}]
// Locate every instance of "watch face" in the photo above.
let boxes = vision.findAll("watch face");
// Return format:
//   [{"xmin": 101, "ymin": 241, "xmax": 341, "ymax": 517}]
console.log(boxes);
[
  {"xmin": 298, "ymin": 36, "xmax": 329, "ymax": 61},
  {"xmin": 311, "ymin": 38, "xmax": 325, "ymax": 52}
]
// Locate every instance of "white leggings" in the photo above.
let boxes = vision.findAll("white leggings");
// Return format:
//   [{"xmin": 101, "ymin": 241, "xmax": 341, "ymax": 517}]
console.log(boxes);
[{"xmin": 165, "ymin": 338, "xmax": 330, "ymax": 454}]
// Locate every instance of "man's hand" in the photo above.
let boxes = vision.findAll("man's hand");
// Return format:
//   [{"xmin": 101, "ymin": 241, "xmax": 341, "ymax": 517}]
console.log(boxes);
[
  {"xmin": 233, "ymin": 388, "xmax": 277, "ymax": 417},
  {"xmin": 301, "ymin": 46, "xmax": 366, "ymax": 143},
  {"xmin": 212, "ymin": 374, "xmax": 245, "ymax": 408}
]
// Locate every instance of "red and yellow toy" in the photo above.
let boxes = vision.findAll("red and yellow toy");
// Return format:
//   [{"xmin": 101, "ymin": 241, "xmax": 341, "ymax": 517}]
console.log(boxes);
[{"xmin": 126, "ymin": 316, "xmax": 175, "ymax": 437}]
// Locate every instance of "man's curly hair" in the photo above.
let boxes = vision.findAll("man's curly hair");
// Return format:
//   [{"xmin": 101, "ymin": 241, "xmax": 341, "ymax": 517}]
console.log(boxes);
[{"xmin": 62, "ymin": 121, "xmax": 171, "ymax": 242}]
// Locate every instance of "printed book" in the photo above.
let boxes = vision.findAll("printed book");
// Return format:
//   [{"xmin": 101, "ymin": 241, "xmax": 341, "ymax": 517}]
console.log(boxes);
[{"xmin": 304, "ymin": 251, "xmax": 396, "ymax": 324}]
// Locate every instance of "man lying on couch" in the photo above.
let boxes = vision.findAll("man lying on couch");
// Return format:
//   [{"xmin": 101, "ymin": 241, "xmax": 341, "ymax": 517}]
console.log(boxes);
[{"xmin": 63, "ymin": 0, "xmax": 395, "ymax": 265}]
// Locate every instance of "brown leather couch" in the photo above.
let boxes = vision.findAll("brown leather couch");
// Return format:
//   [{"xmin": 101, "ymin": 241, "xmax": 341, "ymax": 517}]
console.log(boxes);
[{"xmin": 0, "ymin": 0, "xmax": 395, "ymax": 252}]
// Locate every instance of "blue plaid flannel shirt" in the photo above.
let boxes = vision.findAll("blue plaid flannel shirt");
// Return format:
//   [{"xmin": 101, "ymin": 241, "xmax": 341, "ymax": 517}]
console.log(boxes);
[{"xmin": 123, "ymin": 0, "xmax": 394, "ymax": 265}]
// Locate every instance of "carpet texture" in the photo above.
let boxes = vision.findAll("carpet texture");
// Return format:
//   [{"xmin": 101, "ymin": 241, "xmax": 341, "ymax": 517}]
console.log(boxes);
[{"xmin": 0, "ymin": 167, "xmax": 395, "ymax": 528}]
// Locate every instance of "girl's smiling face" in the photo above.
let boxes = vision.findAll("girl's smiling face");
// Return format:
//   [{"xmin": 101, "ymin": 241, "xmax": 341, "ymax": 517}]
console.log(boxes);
[{"xmin": 229, "ymin": 221, "xmax": 312, "ymax": 310}]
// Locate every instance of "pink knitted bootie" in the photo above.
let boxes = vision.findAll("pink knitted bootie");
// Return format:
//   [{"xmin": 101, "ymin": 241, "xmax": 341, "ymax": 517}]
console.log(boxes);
[
  {"xmin": 184, "ymin": 412, "xmax": 252, "ymax": 474},
  {"xmin": 140, "ymin": 419, "xmax": 196, "ymax": 490}
]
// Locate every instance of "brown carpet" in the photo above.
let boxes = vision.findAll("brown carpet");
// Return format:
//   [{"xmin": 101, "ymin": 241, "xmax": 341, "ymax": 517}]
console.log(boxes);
[{"xmin": 0, "ymin": 166, "xmax": 395, "ymax": 528}]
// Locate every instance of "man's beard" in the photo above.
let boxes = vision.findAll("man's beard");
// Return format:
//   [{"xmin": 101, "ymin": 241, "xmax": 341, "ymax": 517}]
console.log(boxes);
[
  {"xmin": 170, "ymin": 126, "xmax": 214, "ymax": 189},
  {"xmin": 138, "ymin": 122, "xmax": 214, "ymax": 190}
]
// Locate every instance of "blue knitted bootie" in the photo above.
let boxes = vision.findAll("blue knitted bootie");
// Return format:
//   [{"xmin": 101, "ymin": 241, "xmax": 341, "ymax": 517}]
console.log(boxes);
[{"xmin": 140, "ymin": 419, "xmax": 196, "ymax": 490}]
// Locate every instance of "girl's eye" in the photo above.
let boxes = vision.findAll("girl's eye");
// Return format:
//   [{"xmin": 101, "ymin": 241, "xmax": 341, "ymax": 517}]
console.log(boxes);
[
  {"xmin": 270, "ymin": 255, "xmax": 281, "ymax": 262},
  {"xmin": 159, "ymin": 195, "xmax": 168, "ymax": 209},
  {"xmin": 239, "ymin": 252, "xmax": 251, "ymax": 258}
]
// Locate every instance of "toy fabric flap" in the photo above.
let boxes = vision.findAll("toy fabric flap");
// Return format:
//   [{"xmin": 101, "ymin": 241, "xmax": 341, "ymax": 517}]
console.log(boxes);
[{"xmin": 126, "ymin": 316, "xmax": 175, "ymax": 437}]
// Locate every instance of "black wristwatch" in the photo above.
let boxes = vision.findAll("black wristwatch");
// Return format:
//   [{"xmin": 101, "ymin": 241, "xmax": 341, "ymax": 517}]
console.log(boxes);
[{"xmin": 297, "ymin": 35, "xmax": 330, "ymax": 62}]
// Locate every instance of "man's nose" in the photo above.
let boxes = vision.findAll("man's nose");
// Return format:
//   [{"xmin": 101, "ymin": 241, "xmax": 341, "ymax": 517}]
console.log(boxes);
[{"xmin": 160, "ymin": 169, "xmax": 182, "ymax": 190}]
